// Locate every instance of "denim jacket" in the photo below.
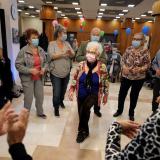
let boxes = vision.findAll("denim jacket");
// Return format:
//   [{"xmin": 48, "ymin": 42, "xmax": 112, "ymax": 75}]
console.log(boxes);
[{"xmin": 15, "ymin": 44, "xmax": 48, "ymax": 82}]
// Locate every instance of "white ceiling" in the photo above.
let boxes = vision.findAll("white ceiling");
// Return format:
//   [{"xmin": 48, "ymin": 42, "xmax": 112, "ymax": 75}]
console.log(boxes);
[{"xmin": 17, "ymin": 0, "xmax": 156, "ymax": 21}]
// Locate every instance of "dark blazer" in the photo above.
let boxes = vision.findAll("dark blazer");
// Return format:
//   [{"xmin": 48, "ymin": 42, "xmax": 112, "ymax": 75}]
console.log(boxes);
[{"xmin": 0, "ymin": 58, "xmax": 13, "ymax": 107}]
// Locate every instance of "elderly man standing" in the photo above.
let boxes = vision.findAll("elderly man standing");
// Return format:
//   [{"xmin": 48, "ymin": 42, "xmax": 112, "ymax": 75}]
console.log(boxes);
[
  {"xmin": 76, "ymin": 27, "xmax": 107, "ymax": 117},
  {"xmin": 113, "ymin": 33, "xmax": 150, "ymax": 121}
]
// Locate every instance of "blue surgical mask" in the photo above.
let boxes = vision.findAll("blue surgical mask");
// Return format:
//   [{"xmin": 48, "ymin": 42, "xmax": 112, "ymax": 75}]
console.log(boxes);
[
  {"xmin": 31, "ymin": 39, "xmax": 39, "ymax": 47},
  {"xmin": 132, "ymin": 40, "xmax": 141, "ymax": 48},
  {"xmin": 61, "ymin": 34, "xmax": 67, "ymax": 41},
  {"xmin": 91, "ymin": 35, "xmax": 100, "ymax": 42}
]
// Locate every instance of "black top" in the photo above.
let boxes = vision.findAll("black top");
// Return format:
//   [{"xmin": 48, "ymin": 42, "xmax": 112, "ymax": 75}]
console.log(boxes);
[
  {"xmin": 9, "ymin": 143, "xmax": 32, "ymax": 160},
  {"xmin": 0, "ymin": 58, "xmax": 13, "ymax": 107}
]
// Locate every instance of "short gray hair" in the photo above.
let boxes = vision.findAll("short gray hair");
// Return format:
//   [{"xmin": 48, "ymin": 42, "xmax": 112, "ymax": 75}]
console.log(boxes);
[
  {"xmin": 86, "ymin": 41, "xmax": 103, "ymax": 55},
  {"xmin": 91, "ymin": 27, "xmax": 101, "ymax": 34},
  {"xmin": 54, "ymin": 24, "xmax": 66, "ymax": 40}
]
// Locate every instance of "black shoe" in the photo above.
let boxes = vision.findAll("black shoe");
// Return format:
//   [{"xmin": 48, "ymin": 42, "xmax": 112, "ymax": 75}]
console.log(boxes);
[
  {"xmin": 60, "ymin": 102, "xmax": 65, "ymax": 109},
  {"xmin": 113, "ymin": 111, "xmax": 122, "ymax": 117},
  {"xmin": 94, "ymin": 110, "xmax": 102, "ymax": 117},
  {"xmin": 129, "ymin": 116, "xmax": 135, "ymax": 121},
  {"xmin": 54, "ymin": 109, "xmax": 60, "ymax": 117},
  {"xmin": 76, "ymin": 131, "xmax": 89, "ymax": 143},
  {"xmin": 37, "ymin": 114, "xmax": 47, "ymax": 119}
]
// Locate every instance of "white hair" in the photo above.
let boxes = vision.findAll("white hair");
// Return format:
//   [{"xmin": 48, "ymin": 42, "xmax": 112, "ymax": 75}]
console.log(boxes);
[
  {"xmin": 91, "ymin": 27, "xmax": 101, "ymax": 34},
  {"xmin": 86, "ymin": 41, "xmax": 103, "ymax": 55}
]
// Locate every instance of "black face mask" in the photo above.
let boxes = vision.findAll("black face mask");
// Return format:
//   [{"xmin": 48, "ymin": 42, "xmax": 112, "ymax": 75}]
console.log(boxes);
[{"xmin": 84, "ymin": 60, "xmax": 98, "ymax": 90}]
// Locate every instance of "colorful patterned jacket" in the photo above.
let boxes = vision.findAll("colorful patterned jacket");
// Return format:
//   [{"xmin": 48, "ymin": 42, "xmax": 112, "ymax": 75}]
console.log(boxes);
[{"xmin": 69, "ymin": 61, "xmax": 109, "ymax": 106}]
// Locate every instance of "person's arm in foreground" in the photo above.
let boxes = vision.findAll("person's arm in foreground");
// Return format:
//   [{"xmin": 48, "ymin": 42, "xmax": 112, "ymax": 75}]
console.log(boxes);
[
  {"xmin": 7, "ymin": 104, "xmax": 32, "ymax": 160},
  {"xmin": 105, "ymin": 110, "xmax": 160, "ymax": 160}
]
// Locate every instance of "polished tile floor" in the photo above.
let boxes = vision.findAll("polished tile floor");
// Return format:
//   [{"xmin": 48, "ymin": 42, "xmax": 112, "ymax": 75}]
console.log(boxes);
[{"xmin": 0, "ymin": 64, "xmax": 153, "ymax": 160}]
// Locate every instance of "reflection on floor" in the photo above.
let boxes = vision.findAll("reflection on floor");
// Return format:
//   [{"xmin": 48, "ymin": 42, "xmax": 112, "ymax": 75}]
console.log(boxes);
[{"xmin": 0, "ymin": 64, "xmax": 153, "ymax": 160}]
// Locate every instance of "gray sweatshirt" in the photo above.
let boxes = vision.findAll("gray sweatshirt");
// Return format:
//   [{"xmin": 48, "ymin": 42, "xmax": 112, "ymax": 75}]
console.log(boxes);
[{"xmin": 48, "ymin": 41, "xmax": 75, "ymax": 78}]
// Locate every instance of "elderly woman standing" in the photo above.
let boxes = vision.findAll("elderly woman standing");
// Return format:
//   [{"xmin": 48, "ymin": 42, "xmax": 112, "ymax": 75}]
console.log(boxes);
[
  {"xmin": 16, "ymin": 29, "xmax": 47, "ymax": 118},
  {"xmin": 113, "ymin": 33, "xmax": 150, "ymax": 121},
  {"xmin": 69, "ymin": 42, "xmax": 109, "ymax": 143},
  {"xmin": 48, "ymin": 25, "xmax": 75, "ymax": 117}
]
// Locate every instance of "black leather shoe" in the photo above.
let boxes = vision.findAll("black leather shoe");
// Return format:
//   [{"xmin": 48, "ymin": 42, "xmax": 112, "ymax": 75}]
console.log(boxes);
[
  {"xmin": 113, "ymin": 111, "xmax": 122, "ymax": 117},
  {"xmin": 129, "ymin": 116, "xmax": 135, "ymax": 121},
  {"xmin": 54, "ymin": 109, "xmax": 60, "ymax": 117},
  {"xmin": 94, "ymin": 110, "xmax": 102, "ymax": 117},
  {"xmin": 76, "ymin": 131, "xmax": 89, "ymax": 143},
  {"xmin": 37, "ymin": 114, "xmax": 47, "ymax": 119},
  {"xmin": 61, "ymin": 102, "xmax": 65, "ymax": 109}
]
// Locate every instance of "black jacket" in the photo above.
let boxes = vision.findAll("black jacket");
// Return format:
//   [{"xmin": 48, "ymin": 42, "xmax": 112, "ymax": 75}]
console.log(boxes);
[{"xmin": 0, "ymin": 58, "xmax": 13, "ymax": 107}]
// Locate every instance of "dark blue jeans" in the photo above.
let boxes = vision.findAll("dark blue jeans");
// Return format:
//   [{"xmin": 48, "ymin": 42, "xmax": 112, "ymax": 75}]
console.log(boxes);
[{"xmin": 50, "ymin": 74, "xmax": 70, "ymax": 109}]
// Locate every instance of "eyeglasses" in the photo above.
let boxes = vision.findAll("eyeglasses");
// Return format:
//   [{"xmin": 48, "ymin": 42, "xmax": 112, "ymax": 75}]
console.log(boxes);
[
  {"xmin": 86, "ymin": 51, "xmax": 96, "ymax": 54},
  {"xmin": 133, "ymin": 38, "xmax": 143, "ymax": 41}
]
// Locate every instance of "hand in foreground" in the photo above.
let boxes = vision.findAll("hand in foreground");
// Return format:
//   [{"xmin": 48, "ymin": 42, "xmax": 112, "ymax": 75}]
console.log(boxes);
[
  {"xmin": 117, "ymin": 120, "xmax": 141, "ymax": 139},
  {"xmin": 7, "ymin": 108, "xmax": 29, "ymax": 146},
  {"xmin": 30, "ymin": 68, "xmax": 40, "ymax": 75},
  {"xmin": 102, "ymin": 96, "xmax": 108, "ymax": 105},
  {"xmin": 40, "ymin": 68, "xmax": 45, "ymax": 75},
  {"xmin": 156, "ymin": 96, "xmax": 160, "ymax": 103},
  {"xmin": 0, "ymin": 102, "xmax": 12, "ymax": 136},
  {"xmin": 68, "ymin": 90, "xmax": 74, "ymax": 101}
]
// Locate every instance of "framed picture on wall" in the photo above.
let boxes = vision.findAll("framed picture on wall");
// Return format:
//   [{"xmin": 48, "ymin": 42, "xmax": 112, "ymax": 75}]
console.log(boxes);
[{"xmin": 12, "ymin": 28, "xmax": 19, "ymax": 43}]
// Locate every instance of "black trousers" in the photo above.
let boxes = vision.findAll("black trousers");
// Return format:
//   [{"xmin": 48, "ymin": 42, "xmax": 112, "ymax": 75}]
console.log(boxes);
[
  {"xmin": 117, "ymin": 77, "xmax": 144, "ymax": 116},
  {"xmin": 152, "ymin": 78, "xmax": 160, "ymax": 112},
  {"xmin": 77, "ymin": 95, "xmax": 98, "ymax": 133}
]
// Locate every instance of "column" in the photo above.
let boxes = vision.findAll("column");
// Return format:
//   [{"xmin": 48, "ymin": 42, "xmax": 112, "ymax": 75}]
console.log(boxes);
[
  {"xmin": 150, "ymin": 0, "xmax": 160, "ymax": 59},
  {"xmin": 119, "ymin": 18, "xmax": 133, "ymax": 54},
  {"xmin": 40, "ymin": 5, "xmax": 56, "ymax": 41}
]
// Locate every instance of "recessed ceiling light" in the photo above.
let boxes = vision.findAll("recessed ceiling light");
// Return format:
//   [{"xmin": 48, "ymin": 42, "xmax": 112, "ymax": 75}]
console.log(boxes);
[
  {"xmin": 18, "ymin": 9, "xmax": 22, "ymax": 12},
  {"xmin": 61, "ymin": 14, "xmax": 65, "ymax": 16},
  {"xmin": 72, "ymin": 2, "xmax": 79, "ymax": 5},
  {"xmin": 141, "ymin": 14, "xmax": 146, "ymax": 17},
  {"xmin": 128, "ymin": 4, "xmax": 135, "ymax": 8},
  {"xmin": 78, "ymin": 14, "xmax": 83, "ymax": 17},
  {"xmin": 25, "ymin": 12, "xmax": 29, "ymax": 15},
  {"xmin": 46, "ymin": 1, "xmax": 52, "ymax": 4},
  {"xmin": 99, "ymin": 12, "xmax": 103, "ymax": 15},
  {"xmin": 123, "ymin": 9, "xmax": 128, "ymax": 12},
  {"xmin": 98, "ymin": 15, "xmax": 102, "ymax": 18},
  {"xmin": 57, "ymin": 11, "xmax": 62, "ymax": 13},
  {"xmin": 148, "ymin": 20, "xmax": 153, "ymax": 22},
  {"xmin": 28, "ymin": 6, "xmax": 34, "ymax": 8},
  {"xmin": 101, "ymin": 3, "xmax": 107, "ymax": 6},
  {"xmin": 148, "ymin": 11, "xmax": 153, "ymax": 14},
  {"xmin": 132, "ymin": 19, "xmax": 135, "ymax": 22},
  {"xmin": 75, "ymin": 8, "xmax": 80, "ymax": 10},
  {"xmin": 36, "ymin": 10, "xmax": 40, "ymax": 13},
  {"xmin": 18, "ymin": 0, "xmax": 25, "ymax": 3},
  {"xmin": 100, "ymin": 9, "xmax": 105, "ymax": 11},
  {"xmin": 31, "ymin": 15, "xmax": 35, "ymax": 18},
  {"xmin": 77, "ymin": 11, "xmax": 82, "ymax": 14},
  {"xmin": 135, "ymin": 17, "xmax": 140, "ymax": 20},
  {"xmin": 64, "ymin": 17, "xmax": 68, "ymax": 19},
  {"xmin": 54, "ymin": 7, "xmax": 58, "ymax": 10},
  {"xmin": 116, "ymin": 16, "xmax": 120, "ymax": 19},
  {"xmin": 119, "ymin": 13, "xmax": 124, "ymax": 16}
]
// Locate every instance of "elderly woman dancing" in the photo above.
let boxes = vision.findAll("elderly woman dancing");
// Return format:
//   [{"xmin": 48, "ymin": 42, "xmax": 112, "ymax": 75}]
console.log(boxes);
[{"xmin": 69, "ymin": 41, "xmax": 109, "ymax": 143}]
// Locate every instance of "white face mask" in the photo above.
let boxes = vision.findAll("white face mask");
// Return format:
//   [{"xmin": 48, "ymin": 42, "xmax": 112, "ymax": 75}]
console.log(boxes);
[
  {"xmin": 86, "ymin": 53, "xmax": 96, "ymax": 63},
  {"xmin": 61, "ymin": 34, "xmax": 67, "ymax": 41},
  {"xmin": 91, "ymin": 35, "xmax": 100, "ymax": 42}
]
